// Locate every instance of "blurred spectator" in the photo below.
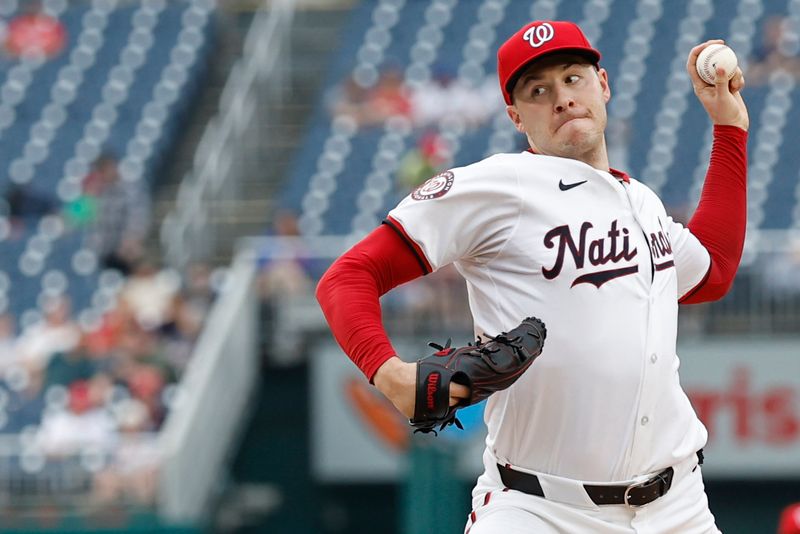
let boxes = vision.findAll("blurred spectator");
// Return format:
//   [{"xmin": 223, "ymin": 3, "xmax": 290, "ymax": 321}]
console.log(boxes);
[
  {"xmin": 257, "ymin": 210, "xmax": 317, "ymax": 362},
  {"xmin": 43, "ymin": 334, "xmax": 98, "ymax": 389},
  {"xmin": 92, "ymin": 398, "xmax": 159, "ymax": 506},
  {"xmin": 370, "ymin": 68, "xmax": 412, "ymax": 120},
  {"xmin": 759, "ymin": 241, "xmax": 800, "ymax": 299},
  {"xmin": 330, "ymin": 69, "xmax": 502, "ymax": 129},
  {"xmin": 410, "ymin": 72, "xmax": 500, "ymax": 128},
  {"xmin": 16, "ymin": 295, "xmax": 80, "ymax": 373},
  {"xmin": 62, "ymin": 188, "xmax": 97, "ymax": 228},
  {"xmin": 4, "ymin": 0, "xmax": 66, "ymax": 59},
  {"xmin": 747, "ymin": 16, "xmax": 800, "ymax": 86},
  {"xmin": 113, "ymin": 327, "xmax": 176, "ymax": 427},
  {"xmin": 3, "ymin": 362, "xmax": 45, "ymax": 432},
  {"xmin": 148, "ymin": 263, "xmax": 215, "ymax": 375},
  {"xmin": 0, "ymin": 312, "xmax": 21, "ymax": 372},
  {"xmin": 257, "ymin": 210, "xmax": 314, "ymax": 299},
  {"xmin": 2, "ymin": 259, "xmax": 211, "ymax": 437},
  {"xmin": 330, "ymin": 74, "xmax": 371, "ymax": 123},
  {"xmin": 82, "ymin": 307, "xmax": 131, "ymax": 358},
  {"xmin": 179, "ymin": 262, "xmax": 217, "ymax": 327},
  {"xmin": 330, "ymin": 68, "xmax": 412, "ymax": 127},
  {"xmin": 2, "ymin": 182, "xmax": 58, "ymax": 233},
  {"xmin": 119, "ymin": 258, "xmax": 180, "ymax": 331},
  {"xmin": 35, "ymin": 375, "xmax": 116, "ymax": 456},
  {"xmin": 160, "ymin": 296, "xmax": 204, "ymax": 377},
  {"xmin": 82, "ymin": 152, "xmax": 151, "ymax": 275},
  {"xmin": 397, "ymin": 130, "xmax": 451, "ymax": 191},
  {"xmin": 408, "ymin": 68, "xmax": 452, "ymax": 127}
]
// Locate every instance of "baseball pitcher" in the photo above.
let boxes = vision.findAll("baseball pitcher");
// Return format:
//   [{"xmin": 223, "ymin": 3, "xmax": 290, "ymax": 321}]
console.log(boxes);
[{"xmin": 317, "ymin": 20, "xmax": 748, "ymax": 533}]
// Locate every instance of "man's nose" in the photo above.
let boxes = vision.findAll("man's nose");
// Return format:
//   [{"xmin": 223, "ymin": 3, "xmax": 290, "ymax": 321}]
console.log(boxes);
[
  {"xmin": 554, "ymin": 90, "xmax": 575, "ymax": 113},
  {"xmin": 554, "ymin": 99, "xmax": 575, "ymax": 113}
]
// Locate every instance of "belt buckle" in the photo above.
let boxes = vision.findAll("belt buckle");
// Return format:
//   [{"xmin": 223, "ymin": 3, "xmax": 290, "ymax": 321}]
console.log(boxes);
[
  {"xmin": 622, "ymin": 479, "xmax": 648, "ymax": 507},
  {"xmin": 623, "ymin": 471, "xmax": 668, "ymax": 508}
]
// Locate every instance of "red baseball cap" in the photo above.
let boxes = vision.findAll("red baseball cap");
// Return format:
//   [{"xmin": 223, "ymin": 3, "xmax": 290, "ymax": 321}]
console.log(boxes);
[{"xmin": 497, "ymin": 20, "xmax": 601, "ymax": 105}]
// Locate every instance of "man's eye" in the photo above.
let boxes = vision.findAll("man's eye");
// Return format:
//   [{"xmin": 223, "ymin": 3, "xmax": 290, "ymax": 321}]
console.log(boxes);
[
  {"xmin": 566, "ymin": 74, "xmax": 581, "ymax": 84},
  {"xmin": 532, "ymin": 87, "xmax": 546, "ymax": 96}
]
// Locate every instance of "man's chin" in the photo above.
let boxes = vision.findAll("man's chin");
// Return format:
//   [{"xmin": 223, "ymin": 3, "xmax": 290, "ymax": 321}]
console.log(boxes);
[
  {"xmin": 557, "ymin": 140, "xmax": 594, "ymax": 158},
  {"xmin": 557, "ymin": 129, "xmax": 601, "ymax": 155}
]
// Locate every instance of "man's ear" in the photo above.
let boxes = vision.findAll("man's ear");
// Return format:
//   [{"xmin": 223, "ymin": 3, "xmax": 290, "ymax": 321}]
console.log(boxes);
[
  {"xmin": 598, "ymin": 67, "xmax": 611, "ymax": 104},
  {"xmin": 506, "ymin": 105, "xmax": 526, "ymax": 133}
]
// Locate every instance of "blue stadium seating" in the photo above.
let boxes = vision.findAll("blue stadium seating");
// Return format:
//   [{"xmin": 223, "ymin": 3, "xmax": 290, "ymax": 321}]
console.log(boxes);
[
  {"xmin": 0, "ymin": 0, "xmax": 214, "ymax": 325},
  {"xmin": 284, "ymin": 0, "xmax": 800, "ymax": 240}
]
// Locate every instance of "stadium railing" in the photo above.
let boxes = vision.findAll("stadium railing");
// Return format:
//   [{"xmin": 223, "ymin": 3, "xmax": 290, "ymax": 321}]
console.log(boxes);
[
  {"xmin": 161, "ymin": 0, "xmax": 294, "ymax": 270},
  {"xmin": 158, "ymin": 249, "xmax": 258, "ymax": 523}
]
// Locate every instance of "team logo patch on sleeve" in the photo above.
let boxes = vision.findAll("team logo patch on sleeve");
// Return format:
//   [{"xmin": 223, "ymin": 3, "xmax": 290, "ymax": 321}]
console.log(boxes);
[{"xmin": 411, "ymin": 171, "xmax": 455, "ymax": 201}]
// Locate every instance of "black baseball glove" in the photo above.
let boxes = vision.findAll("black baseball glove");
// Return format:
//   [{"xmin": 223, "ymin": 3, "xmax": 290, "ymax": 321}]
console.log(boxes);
[{"xmin": 410, "ymin": 316, "xmax": 547, "ymax": 434}]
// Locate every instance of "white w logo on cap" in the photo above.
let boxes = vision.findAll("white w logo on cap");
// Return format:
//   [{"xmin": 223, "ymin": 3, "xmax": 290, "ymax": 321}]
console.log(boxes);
[{"xmin": 523, "ymin": 23, "xmax": 554, "ymax": 48}]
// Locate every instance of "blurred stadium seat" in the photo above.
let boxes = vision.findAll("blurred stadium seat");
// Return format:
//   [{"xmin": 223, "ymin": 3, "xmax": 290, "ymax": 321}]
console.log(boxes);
[{"xmin": 0, "ymin": 0, "xmax": 214, "ymax": 316}]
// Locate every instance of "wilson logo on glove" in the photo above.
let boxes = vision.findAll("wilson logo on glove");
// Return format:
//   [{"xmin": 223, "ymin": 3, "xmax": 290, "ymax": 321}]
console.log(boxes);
[{"xmin": 426, "ymin": 372, "xmax": 440, "ymax": 410}]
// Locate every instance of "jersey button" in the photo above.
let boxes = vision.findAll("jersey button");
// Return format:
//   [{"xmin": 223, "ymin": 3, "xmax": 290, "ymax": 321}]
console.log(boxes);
[
  {"xmin": 650, "ymin": 353, "xmax": 658, "ymax": 363},
  {"xmin": 641, "ymin": 416, "xmax": 649, "ymax": 426}
]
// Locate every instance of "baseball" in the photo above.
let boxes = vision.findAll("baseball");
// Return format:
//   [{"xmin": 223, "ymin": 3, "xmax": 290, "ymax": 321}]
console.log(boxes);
[{"xmin": 696, "ymin": 43, "xmax": 738, "ymax": 85}]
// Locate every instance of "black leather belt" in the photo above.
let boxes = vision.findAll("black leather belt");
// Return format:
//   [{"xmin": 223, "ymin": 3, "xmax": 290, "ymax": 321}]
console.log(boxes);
[{"xmin": 497, "ymin": 450, "xmax": 703, "ymax": 507}]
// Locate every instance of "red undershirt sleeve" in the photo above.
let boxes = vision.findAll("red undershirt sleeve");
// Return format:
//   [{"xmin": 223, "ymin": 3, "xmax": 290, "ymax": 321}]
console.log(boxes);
[
  {"xmin": 680, "ymin": 125, "xmax": 748, "ymax": 304},
  {"xmin": 316, "ymin": 222, "xmax": 429, "ymax": 381}
]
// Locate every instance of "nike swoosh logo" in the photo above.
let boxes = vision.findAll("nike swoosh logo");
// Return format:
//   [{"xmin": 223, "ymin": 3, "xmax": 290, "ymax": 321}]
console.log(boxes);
[{"xmin": 559, "ymin": 179, "xmax": 588, "ymax": 191}]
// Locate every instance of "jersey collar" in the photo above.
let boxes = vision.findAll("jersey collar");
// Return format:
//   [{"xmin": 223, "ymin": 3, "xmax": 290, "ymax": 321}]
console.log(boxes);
[
  {"xmin": 524, "ymin": 148, "xmax": 631, "ymax": 184},
  {"xmin": 608, "ymin": 167, "xmax": 630, "ymax": 184}
]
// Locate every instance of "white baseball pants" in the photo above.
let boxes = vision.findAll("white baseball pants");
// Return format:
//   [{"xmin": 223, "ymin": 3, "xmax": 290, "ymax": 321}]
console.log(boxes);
[{"xmin": 465, "ymin": 454, "xmax": 720, "ymax": 534}]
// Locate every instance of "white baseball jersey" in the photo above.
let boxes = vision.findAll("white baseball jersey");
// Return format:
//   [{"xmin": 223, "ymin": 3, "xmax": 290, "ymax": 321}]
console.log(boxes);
[{"xmin": 387, "ymin": 151, "xmax": 711, "ymax": 483}]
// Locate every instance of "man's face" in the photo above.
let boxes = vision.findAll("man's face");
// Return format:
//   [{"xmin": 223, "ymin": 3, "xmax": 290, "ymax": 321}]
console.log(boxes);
[{"xmin": 506, "ymin": 54, "xmax": 611, "ymax": 161}]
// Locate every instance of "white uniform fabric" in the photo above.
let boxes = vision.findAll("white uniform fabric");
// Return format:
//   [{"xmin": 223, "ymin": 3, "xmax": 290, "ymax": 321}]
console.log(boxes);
[{"xmin": 388, "ymin": 151, "xmax": 711, "ymax": 485}]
